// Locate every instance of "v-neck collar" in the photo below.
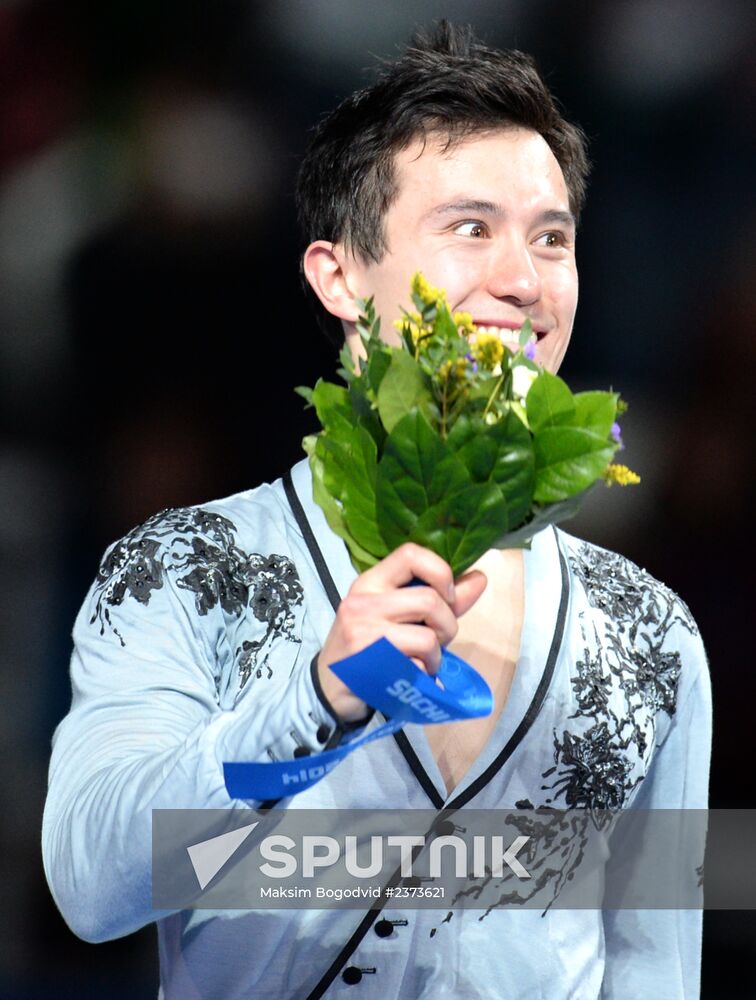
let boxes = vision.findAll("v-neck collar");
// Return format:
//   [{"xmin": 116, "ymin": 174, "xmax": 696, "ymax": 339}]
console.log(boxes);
[
  {"xmin": 402, "ymin": 526, "xmax": 569, "ymax": 806},
  {"xmin": 286, "ymin": 458, "xmax": 570, "ymax": 810}
]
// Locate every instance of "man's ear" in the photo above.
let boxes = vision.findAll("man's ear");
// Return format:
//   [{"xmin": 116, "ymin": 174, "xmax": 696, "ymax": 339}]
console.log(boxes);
[{"xmin": 302, "ymin": 241, "xmax": 361, "ymax": 323}]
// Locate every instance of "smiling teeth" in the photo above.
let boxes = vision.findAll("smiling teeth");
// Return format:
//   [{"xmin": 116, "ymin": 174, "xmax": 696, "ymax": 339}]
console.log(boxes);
[{"xmin": 466, "ymin": 325, "xmax": 537, "ymax": 346}]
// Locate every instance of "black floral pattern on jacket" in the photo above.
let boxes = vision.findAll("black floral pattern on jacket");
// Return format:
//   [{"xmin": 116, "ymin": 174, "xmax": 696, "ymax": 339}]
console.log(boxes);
[
  {"xmin": 433, "ymin": 541, "xmax": 699, "ymax": 929},
  {"xmin": 542, "ymin": 541, "xmax": 697, "ymax": 816},
  {"xmin": 90, "ymin": 507, "xmax": 303, "ymax": 686}
]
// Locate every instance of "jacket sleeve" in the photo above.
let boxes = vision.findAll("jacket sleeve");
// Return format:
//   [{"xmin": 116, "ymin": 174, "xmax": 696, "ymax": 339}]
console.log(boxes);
[
  {"xmin": 601, "ymin": 618, "xmax": 712, "ymax": 999},
  {"xmin": 42, "ymin": 509, "xmax": 353, "ymax": 944}
]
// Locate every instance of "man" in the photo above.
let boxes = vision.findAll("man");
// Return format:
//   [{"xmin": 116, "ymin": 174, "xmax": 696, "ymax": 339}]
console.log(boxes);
[{"xmin": 43, "ymin": 22, "xmax": 711, "ymax": 998}]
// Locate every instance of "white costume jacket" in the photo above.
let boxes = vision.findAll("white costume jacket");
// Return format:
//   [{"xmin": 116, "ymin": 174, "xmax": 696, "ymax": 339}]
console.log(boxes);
[{"xmin": 43, "ymin": 459, "xmax": 712, "ymax": 999}]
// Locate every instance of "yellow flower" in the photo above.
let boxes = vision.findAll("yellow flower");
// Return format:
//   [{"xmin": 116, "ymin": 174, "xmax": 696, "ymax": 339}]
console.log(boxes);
[
  {"xmin": 394, "ymin": 311, "xmax": 429, "ymax": 347},
  {"xmin": 412, "ymin": 272, "xmax": 446, "ymax": 307},
  {"xmin": 439, "ymin": 358, "xmax": 468, "ymax": 382},
  {"xmin": 471, "ymin": 331, "xmax": 504, "ymax": 369},
  {"xmin": 453, "ymin": 311, "xmax": 475, "ymax": 335},
  {"xmin": 603, "ymin": 463, "xmax": 641, "ymax": 487}
]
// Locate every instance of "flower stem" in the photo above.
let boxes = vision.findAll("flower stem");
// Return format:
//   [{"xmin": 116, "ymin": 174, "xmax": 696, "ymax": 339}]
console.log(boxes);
[
  {"xmin": 440, "ymin": 374, "xmax": 450, "ymax": 439},
  {"xmin": 482, "ymin": 373, "xmax": 505, "ymax": 421}
]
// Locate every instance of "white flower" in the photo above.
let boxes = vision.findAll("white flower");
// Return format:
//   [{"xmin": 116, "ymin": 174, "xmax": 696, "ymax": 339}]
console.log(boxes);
[{"xmin": 512, "ymin": 363, "xmax": 538, "ymax": 401}]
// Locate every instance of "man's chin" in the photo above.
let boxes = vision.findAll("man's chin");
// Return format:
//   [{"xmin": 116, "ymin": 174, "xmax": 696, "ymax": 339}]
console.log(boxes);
[{"xmin": 536, "ymin": 338, "xmax": 569, "ymax": 375}]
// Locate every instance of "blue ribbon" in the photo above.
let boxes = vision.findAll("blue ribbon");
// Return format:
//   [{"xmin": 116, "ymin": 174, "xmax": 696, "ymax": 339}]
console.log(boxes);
[{"xmin": 224, "ymin": 638, "xmax": 493, "ymax": 801}]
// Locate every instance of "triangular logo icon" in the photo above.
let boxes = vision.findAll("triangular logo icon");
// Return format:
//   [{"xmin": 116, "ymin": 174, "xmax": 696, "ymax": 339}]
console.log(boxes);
[{"xmin": 187, "ymin": 822, "xmax": 258, "ymax": 890}]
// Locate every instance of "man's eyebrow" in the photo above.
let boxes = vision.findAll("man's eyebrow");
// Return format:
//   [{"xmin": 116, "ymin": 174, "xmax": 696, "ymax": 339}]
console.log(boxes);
[
  {"xmin": 536, "ymin": 209, "xmax": 576, "ymax": 231},
  {"xmin": 426, "ymin": 200, "xmax": 576, "ymax": 231},
  {"xmin": 426, "ymin": 199, "xmax": 504, "ymax": 219}
]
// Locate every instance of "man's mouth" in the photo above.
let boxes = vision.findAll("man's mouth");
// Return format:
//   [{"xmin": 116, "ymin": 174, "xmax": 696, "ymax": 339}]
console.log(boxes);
[{"xmin": 466, "ymin": 323, "xmax": 543, "ymax": 350}]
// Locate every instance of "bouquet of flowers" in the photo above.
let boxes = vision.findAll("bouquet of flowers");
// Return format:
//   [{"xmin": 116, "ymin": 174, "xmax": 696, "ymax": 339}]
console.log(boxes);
[{"xmin": 297, "ymin": 274, "xmax": 639, "ymax": 577}]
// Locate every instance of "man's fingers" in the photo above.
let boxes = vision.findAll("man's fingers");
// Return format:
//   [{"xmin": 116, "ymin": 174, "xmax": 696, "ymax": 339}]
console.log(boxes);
[
  {"xmin": 383, "ymin": 623, "xmax": 443, "ymax": 675},
  {"xmin": 353, "ymin": 543, "xmax": 455, "ymax": 604},
  {"xmin": 451, "ymin": 569, "xmax": 488, "ymax": 618},
  {"xmin": 348, "ymin": 588, "xmax": 458, "ymax": 647}
]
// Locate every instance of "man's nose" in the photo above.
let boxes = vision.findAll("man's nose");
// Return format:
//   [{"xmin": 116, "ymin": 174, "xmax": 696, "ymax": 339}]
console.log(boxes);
[{"xmin": 486, "ymin": 240, "xmax": 541, "ymax": 305}]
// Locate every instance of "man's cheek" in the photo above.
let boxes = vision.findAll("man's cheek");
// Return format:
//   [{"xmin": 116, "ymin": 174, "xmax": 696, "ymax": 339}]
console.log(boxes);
[
  {"xmin": 551, "ymin": 263, "xmax": 579, "ymax": 312},
  {"xmin": 431, "ymin": 260, "xmax": 479, "ymax": 309}
]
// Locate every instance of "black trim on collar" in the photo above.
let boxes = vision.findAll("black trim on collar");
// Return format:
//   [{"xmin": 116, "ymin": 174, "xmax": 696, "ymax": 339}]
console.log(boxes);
[
  {"xmin": 392, "ymin": 730, "xmax": 445, "ymax": 809},
  {"xmin": 445, "ymin": 536, "xmax": 570, "ymax": 811},
  {"xmin": 257, "ymin": 470, "xmax": 344, "ymax": 813},
  {"xmin": 283, "ymin": 469, "xmax": 341, "ymax": 614}
]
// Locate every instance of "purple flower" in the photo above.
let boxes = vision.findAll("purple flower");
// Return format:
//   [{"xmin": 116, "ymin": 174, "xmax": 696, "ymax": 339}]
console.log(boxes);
[
  {"xmin": 610, "ymin": 422, "xmax": 623, "ymax": 448},
  {"xmin": 523, "ymin": 341, "xmax": 536, "ymax": 361},
  {"xmin": 465, "ymin": 352, "xmax": 478, "ymax": 373}
]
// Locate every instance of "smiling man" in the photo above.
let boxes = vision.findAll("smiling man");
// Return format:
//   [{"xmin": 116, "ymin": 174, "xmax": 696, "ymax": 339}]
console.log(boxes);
[
  {"xmin": 43, "ymin": 22, "xmax": 711, "ymax": 1000},
  {"xmin": 304, "ymin": 128, "xmax": 578, "ymax": 375}
]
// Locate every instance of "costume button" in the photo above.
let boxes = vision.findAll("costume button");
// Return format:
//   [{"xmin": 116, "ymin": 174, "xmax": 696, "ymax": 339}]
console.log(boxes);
[
  {"xmin": 342, "ymin": 967, "xmax": 363, "ymax": 985},
  {"xmin": 374, "ymin": 919, "xmax": 393, "ymax": 938},
  {"xmin": 316, "ymin": 724, "xmax": 331, "ymax": 744},
  {"xmin": 293, "ymin": 746, "xmax": 311, "ymax": 758}
]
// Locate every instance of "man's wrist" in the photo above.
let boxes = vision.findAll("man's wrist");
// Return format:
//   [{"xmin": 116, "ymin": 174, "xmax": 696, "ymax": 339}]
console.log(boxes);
[{"xmin": 310, "ymin": 653, "xmax": 374, "ymax": 749}]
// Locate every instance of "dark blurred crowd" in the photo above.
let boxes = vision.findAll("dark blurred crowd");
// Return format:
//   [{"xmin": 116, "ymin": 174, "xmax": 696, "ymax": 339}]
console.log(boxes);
[{"xmin": 1, "ymin": 2, "xmax": 754, "ymax": 997}]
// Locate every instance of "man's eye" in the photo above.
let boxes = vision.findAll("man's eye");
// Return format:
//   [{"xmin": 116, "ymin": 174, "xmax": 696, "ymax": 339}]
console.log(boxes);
[
  {"xmin": 454, "ymin": 221, "xmax": 488, "ymax": 238},
  {"xmin": 535, "ymin": 231, "xmax": 568, "ymax": 248}
]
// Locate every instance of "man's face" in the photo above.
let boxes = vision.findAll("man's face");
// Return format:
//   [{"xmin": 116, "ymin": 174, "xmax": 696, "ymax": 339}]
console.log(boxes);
[{"xmin": 345, "ymin": 127, "xmax": 578, "ymax": 373}]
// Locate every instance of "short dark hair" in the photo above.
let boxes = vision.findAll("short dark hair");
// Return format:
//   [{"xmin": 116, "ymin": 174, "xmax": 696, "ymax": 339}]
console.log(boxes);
[{"xmin": 296, "ymin": 20, "xmax": 591, "ymax": 345}]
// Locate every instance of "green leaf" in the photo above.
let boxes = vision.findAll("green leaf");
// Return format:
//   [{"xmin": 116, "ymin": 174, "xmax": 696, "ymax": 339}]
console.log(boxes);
[
  {"xmin": 434, "ymin": 303, "xmax": 462, "ymax": 344},
  {"xmin": 367, "ymin": 347, "xmax": 392, "ymax": 395},
  {"xmin": 445, "ymin": 413, "xmax": 478, "ymax": 453},
  {"xmin": 518, "ymin": 318, "xmax": 533, "ymax": 348},
  {"xmin": 375, "ymin": 411, "xmax": 469, "ymax": 551},
  {"xmin": 526, "ymin": 371, "xmax": 576, "ymax": 433},
  {"xmin": 310, "ymin": 380, "xmax": 354, "ymax": 441},
  {"xmin": 376, "ymin": 350, "xmax": 433, "ymax": 433},
  {"xmin": 533, "ymin": 427, "xmax": 615, "ymax": 502},
  {"xmin": 339, "ymin": 428, "xmax": 389, "ymax": 560},
  {"xmin": 294, "ymin": 385, "xmax": 313, "ymax": 406},
  {"xmin": 415, "ymin": 481, "xmax": 510, "ymax": 575},
  {"xmin": 348, "ymin": 381, "xmax": 385, "ymax": 452},
  {"xmin": 304, "ymin": 437, "xmax": 378, "ymax": 572},
  {"xmin": 308, "ymin": 435, "xmax": 383, "ymax": 571},
  {"xmin": 483, "ymin": 412, "xmax": 536, "ymax": 525},
  {"xmin": 356, "ymin": 296, "xmax": 381, "ymax": 345},
  {"xmin": 399, "ymin": 322, "xmax": 416, "ymax": 354},
  {"xmin": 491, "ymin": 488, "xmax": 593, "ymax": 549},
  {"xmin": 573, "ymin": 390, "xmax": 618, "ymax": 438},
  {"xmin": 447, "ymin": 411, "xmax": 535, "ymax": 536},
  {"xmin": 337, "ymin": 342, "xmax": 356, "ymax": 384},
  {"xmin": 411, "ymin": 291, "xmax": 437, "ymax": 322},
  {"xmin": 374, "ymin": 411, "xmax": 535, "ymax": 574}
]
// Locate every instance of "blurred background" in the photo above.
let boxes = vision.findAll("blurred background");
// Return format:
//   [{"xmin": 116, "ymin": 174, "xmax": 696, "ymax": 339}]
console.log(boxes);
[{"xmin": 1, "ymin": 0, "xmax": 754, "ymax": 996}]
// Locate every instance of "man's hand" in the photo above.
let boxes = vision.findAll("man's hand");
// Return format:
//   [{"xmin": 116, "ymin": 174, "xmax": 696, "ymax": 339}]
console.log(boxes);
[{"xmin": 317, "ymin": 543, "xmax": 487, "ymax": 723}]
